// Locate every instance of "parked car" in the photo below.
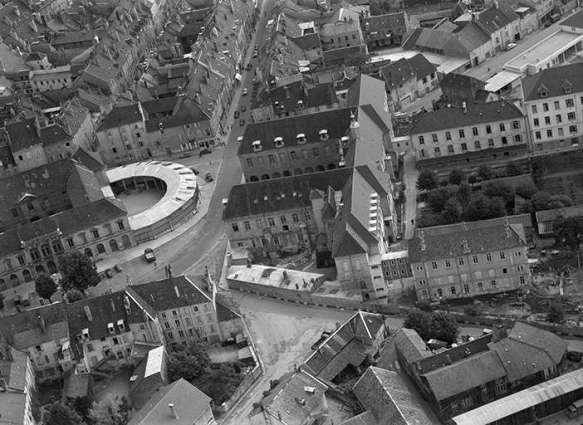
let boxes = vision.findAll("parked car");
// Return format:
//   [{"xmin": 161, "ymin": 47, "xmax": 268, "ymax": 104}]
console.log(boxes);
[
  {"xmin": 234, "ymin": 110, "xmax": 240, "ymax": 119},
  {"xmin": 239, "ymin": 119, "xmax": 245, "ymax": 126},
  {"xmin": 189, "ymin": 166, "xmax": 199, "ymax": 175},
  {"xmin": 253, "ymin": 50, "xmax": 258, "ymax": 58},
  {"xmin": 199, "ymin": 147, "xmax": 211, "ymax": 157},
  {"xmin": 505, "ymin": 43, "xmax": 517, "ymax": 51},
  {"xmin": 246, "ymin": 63, "xmax": 252, "ymax": 71},
  {"xmin": 242, "ymin": 88, "xmax": 248, "ymax": 96},
  {"xmin": 241, "ymin": 105, "xmax": 246, "ymax": 112},
  {"xmin": 205, "ymin": 172, "xmax": 213, "ymax": 182},
  {"xmin": 144, "ymin": 248, "xmax": 156, "ymax": 263}
]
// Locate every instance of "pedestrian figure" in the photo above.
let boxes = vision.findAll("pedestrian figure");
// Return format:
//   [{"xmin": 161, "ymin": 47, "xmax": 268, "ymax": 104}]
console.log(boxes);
[
  {"xmin": 411, "ymin": 219, "xmax": 415, "ymax": 225},
  {"xmin": 164, "ymin": 264, "xmax": 169, "ymax": 278},
  {"xmin": 168, "ymin": 264, "xmax": 173, "ymax": 278}
]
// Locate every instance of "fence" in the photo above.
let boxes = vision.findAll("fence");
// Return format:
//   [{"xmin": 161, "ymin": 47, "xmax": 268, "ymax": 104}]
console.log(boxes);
[{"xmin": 214, "ymin": 364, "xmax": 262, "ymax": 414}]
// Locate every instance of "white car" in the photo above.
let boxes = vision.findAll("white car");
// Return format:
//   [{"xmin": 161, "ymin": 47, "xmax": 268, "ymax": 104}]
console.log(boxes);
[
  {"xmin": 506, "ymin": 43, "xmax": 517, "ymax": 51},
  {"xmin": 242, "ymin": 88, "xmax": 248, "ymax": 96}
]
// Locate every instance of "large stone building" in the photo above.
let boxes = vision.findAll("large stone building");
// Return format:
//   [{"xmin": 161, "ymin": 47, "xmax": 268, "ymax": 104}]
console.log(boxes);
[
  {"xmin": 409, "ymin": 218, "xmax": 530, "ymax": 302},
  {"xmin": 521, "ymin": 62, "xmax": 583, "ymax": 155},
  {"xmin": 410, "ymin": 100, "xmax": 528, "ymax": 166},
  {"xmin": 0, "ymin": 343, "xmax": 36, "ymax": 425}
]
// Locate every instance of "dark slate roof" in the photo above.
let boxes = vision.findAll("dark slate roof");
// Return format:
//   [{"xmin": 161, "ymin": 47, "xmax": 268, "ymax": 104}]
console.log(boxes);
[
  {"xmin": 57, "ymin": 198, "xmax": 127, "ymax": 234},
  {"xmin": 488, "ymin": 322, "xmax": 568, "ymax": 383},
  {"xmin": 408, "ymin": 54, "xmax": 437, "ymax": 79},
  {"xmin": 127, "ymin": 276, "xmax": 212, "ymax": 313},
  {"xmin": 66, "ymin": 291, "xmax": 146, "ymax": 360},
  {"xmin": 521, "ymin": 62, "xmax": 583, "ymax": 102},
  {"xmin": 475, "ymin": 4, "xmax": 519, "ymax": 35},
  {"xmin": 362, "ymin": 11, "xmax": 408, "ymax": 31},
  {"xmin": 380, "ymin": 58, "xmax": 417, "ymax": 89},
  {"xmin": 409, "ymin": 219, "xmax": 525, "ymax": 263},
  {"xmin": 222, "ymin": 168, "xmax": 352, "ymax": 220},
  {"xmin": 98, "ymin": 104, "xmax": 143, "ymax": 131},
  {"xmin": 140, "ymin": 97, "xmax": 178, "ymax": 116},
  {"xmin": 237, "ymin": 108, "xmax": 353, "ymax": 155},
  {"xmin": 62, "ymin": 372, "xmax": 93, "ymax": 400},
  {"xmin": 394, "ymin": 328, "xmax": 432, "ymax": 363},
  {"xmin": 292, "ymin": 33, "xmax": 322, "ymax": 50},
  {"xmin": 560, "ymin": 9, "xmax": 583, "ymax": 29},
  {"xmin": 535, "ymin": 204, "xmax": 583, "ymax": 222},
  {"xmin": 0, "ymin": 303, "xmax": 68, "ymax": 349},
  {"xmin": 410, "ymin": 100, "xmax": 523, "ymax": 134},
  {"xmin": 353, "ymin": 367, "xmax": 434, "ymax": 425},
  {"xmin": 6, "ymin": 118, "xmax": 41, "ymax": 151},
  {"xmin": 72, "ymin": 147, "xmax": 105, "ymax": 172},
  {"xmin": 216, "ymin": 302, "xmax": 240, "ymax": 322},
  {"xmin": 422, "ymin": 351, "xmax": 507, "ymax": 401},
  {"xmin": 40, "ymin": 124, "xmax": 72, "ymax": 147},
  {"xmin": 439, "ymin": 72, "xmax": 486, "ymax": 92},
  {"xmin": 145, "ymin": 97, "xmax": 209, "ymax": 132},
  {"xmin": 251, "ymin": 81, "xmax": 337, "ymax": 116}
]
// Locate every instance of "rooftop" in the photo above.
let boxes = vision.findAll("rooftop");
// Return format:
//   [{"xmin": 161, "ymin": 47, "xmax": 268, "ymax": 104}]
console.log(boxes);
[
  {"xmin": 226, "ymin": 265, "xmax": 325, "ymax": 292},
  {"xmin": 98, "ymin": 104, "xmax": 143, "ymax": 132},
  {"xmin": 521, "ymin": 62, "xmax": 583, "ymax": 101}
]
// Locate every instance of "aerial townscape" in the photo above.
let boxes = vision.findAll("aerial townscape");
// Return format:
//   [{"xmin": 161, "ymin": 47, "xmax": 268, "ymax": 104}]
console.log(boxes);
[{"xmin": 1, "ymin": 0, "xmax": 583, "ymax": 423}]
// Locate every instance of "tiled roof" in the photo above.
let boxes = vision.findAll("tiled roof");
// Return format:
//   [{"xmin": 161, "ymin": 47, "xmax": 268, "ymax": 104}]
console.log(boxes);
[
  {"xmin": 409, "ymin": 219, "xmax": 525, "ymax": 263},
  {"xmin": 292, "ymin": 33, "xmax": 322, "ymax": 51},
  {"xmin": 439, "ymin": 72, "xmax": 486, "ymax": 92},
  {"xmin": 0, "ymin": 303, "xmax": 68, "ymax": 349},
  {"xmin": 6, "ymin": 118, "xmax": 41, "ymax": 151},
  {"xmin": 362, "ymin": 11, "xmax": 408, "ymax": 32},
  {"xmin": 560, "ymin": 9, "xmax": 583, "ymax": 29},
  {"xmin": 223, "ymin": 168, "xmax": 352, "ymax": 220},
  {"xmin": 62, "ymin": 372, "xmax": 93, "ymax": 400},
  {"xmin": 422, "ymin": 351, "xmax": 506, "ymax": 401},
  {"xmin": 144, "ymin": 97, "xmax": 210, "ymax": 132},
  {"xmin": 410, "ymin": 100, "xmax": 523, "ymax": 134},
  {"xmin": 40, "ymin": 124, "xmax": 72, "ymax": 147},
  {"xmin": 394, "ymin": 328, "xmax": 432, "ymax": 363},
  {"xmin": 251, "ymin": 81, "xmax": 337, "ymax": 113},
  {"xmin": 72, "ymin": 147, "xmax": 105, "ymax": 172},
  {"xmin": 535, "ymin": 204, "xmax": 583, "ymax": 222},
  {"xmin": 403, "ymin": 27, "xmax": 473, "ymax": 56},
  {"xmin": 98, "ymin": 104, "xmax": 143, "ymax": 131},
  {"xmin": 216, "ymin": 302, "xmax": 241, "ymax": 322},
  {"xmin": 237, "ymin": 107, "xmax": 352, "ymax": 155},
  {"xmin": 0, "ymin": 348, "xmax": 28, "ymax": 391},
  {"xmin": 127, "ymin": 378, "xmax": 212, "ymax": 425},
  {"xmin": 353, "ymin": 367, "xmax": 434, "ymax": 425},
  {"xmin": 521, "ymin": 62, "xmax": 583, "ymax": 102},
  {"xmin": 454, "ymin": 22, "xmax": 492, "ymax": 51},
  {"xmin": 475, "ymin": 4, "xmax": 519, "ymax": 35},
  {"xmin": 66, "ymin": 291, "xmax": 146, "ymax": 360},
  {"xmin": 488, "ymin": 322, "xmax": 568, "ymax": 383},
  {"xmin": 127, "ymin": 276, "xmax": 212, "ymax": 313},
  {"xmin": 380, "ymin": 58, "xmax": 417, "ymax": 88},
  {"xmin": 408, "ymin": 54, "xmax": 437, "ymax": 79}
]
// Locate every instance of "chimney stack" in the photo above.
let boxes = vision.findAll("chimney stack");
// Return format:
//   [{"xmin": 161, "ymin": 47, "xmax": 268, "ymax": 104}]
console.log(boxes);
[
  {"xmin": 84, "ymin": 305, "xmax": 93, "ymax": 322},
  {"xmin": 168, "ymin": 403, "xmax": 178, "ymax": 418},
  {"xmin": 463, "ymin": 101, "xmax": 467, "ymax": 113},
  {"xmin": 38, "ymin": 314, "xmax": 46, "ymax": 333},
  {"xmin": 174, "ymin": 285, "xmax": 180, "ymax": 298}
]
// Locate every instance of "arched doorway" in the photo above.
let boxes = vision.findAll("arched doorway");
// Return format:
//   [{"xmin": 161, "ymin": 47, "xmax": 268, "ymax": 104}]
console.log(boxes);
[
  {"xmin": 294, "ymin": 169, "xmax": 303, "ymax": 175},
  {"xmin": 283, "ymin": 170, "xmax": 291, "ymax": 177},
  {"xmin": 249, "ymin": 175, "xmax": 259, "ymax": 182},
  {"xmin": 84, "ymin": 248, "xmax": 93, "ymax": 257},
  {"xmin": 260, "ymin": 174, "xmax": 270, "ymax": 180},
  {"xmin": 47, "ymin": 261, "xmax": 57, "ymax": 274},
  {"xmin": 328, "ymin": 164, "xmax": 337, "ymax": 169},
  {"xmin": 121, "ymin": 235, "xmax": 131, "ymax": 248},
  {"xmin": 10, "ymin": 274, "xmax": 19, "ymax": 287},
  {"xmin": 22, "ymin": 269, "xmax": 32, "ymax": 282},
  {"xmin": 272, "ymin": 172, "xmax": 281, "ymax": 179},
  {"xmin": 305, "ymin": 167, "xmax": 314, "ymax": 174},
  {"xmin": 110, "ymin": 239, "xmax": 119, "ymax": 252},
  {"xmin": 35, "ymin": 265, "xmax": 45, "ymax": 276},
  {"xmin": 97, "ymin": 244, "xmax": 106, "ymax": 254},
  {"xmin": 316, "ymin": 165, "xmax": 325, "ymax": 172}
]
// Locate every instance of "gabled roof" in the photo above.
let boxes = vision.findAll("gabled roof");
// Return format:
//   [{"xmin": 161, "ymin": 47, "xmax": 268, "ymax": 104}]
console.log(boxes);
[
  {"xmin": 410, "ymin": 99, "xmax": 523, "ymax": 134},
  {"xmin": 5, "ymin": 118, "xmax": 41, "ymax": 151},
  {"xmin": 560, "ymin": 9, "xmax": 583, "ymax": 29},
  {"xmin": 353, "ymin": 367, "xmax": 434, "ymax": 425},
  {"xmin": 0, "ymin": 303, "xmax": 68, "ymax": 349},
  {"xmin": 127, "ymin": 276, "xmax": 213, "ymax": 313},
  {"xmin": 475, "ymin": 4, "xmax": 519, "ymax": 35},
  {"xmin": 128, "ymin": 378, "xmax": 212, "ymax": 425},
  {"xmin": 362, "ymin": 11, "xmax": 408, "ymax": 32},
  {"xmin": 409, "ymin": 218, "xmax": 525, "ymax": 263},
  {"xmin": 535, "ymin": 204, "xmax": 583, "ymax": 222},
  {"xmin": 98, "ymin": 104, "xmax": 143, "ymax": 132},
  {"xmin": 72, "ymin": 147, "xmax": 105, "ymax": 172},
  {"xmin": 223, "ymin": 168, "xmax": 352, "ymax": 220},
  {"xmin": 521, "ymin": 62, "xmax": 583, "ymax": 102},
  {"xmin": 291, "ymin": 33, "xmax": 321, "ymax": 51},
  {"xmin": 394, "ymin": 328, "xmax": 432, "ymax": 363},
  {"xmin": 439, "ymin": 72, "xmax": 486, "ymax": 93}
]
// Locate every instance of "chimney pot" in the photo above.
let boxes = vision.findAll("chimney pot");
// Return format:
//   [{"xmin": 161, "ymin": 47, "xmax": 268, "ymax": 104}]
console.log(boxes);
[{"xmin": 168, "ymin": 403, "xmax": 178, "ymax": 418}]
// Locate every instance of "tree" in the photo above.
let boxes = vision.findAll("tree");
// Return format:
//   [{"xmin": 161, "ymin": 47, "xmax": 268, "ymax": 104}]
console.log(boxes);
[
  {"xmin": 515, "ymin": 182, "xmax": 538, "ymax": 199},
  {"xmin": 477, "ymin": 164, "xmax": 493, "ymax": 181},
  {"xmin": 167, "ymin": 341, "xmax": 211, "ymax": 382},
  {"xmin": 429, "ymin": 312, "xmax": 459, "ymax": 344},
  {"xmin": 88, "ymin": 396, "xmax": 130, "ymax": 425},
  {"xmin": 531, "ymin": 191, "xmax": 551, "ymax": 211},
  {"xmin": 426, "ymin": 187, "xmax": 456, "ymax": 213},
  {"xmin": 448, "ymin": 168, "xmax": 466, "ymax": 185},
  {"xmin": 35, "ymin": 275, "xmax": 57, "ymax": 302},
  {"xmin": 554, "ymin": 216, "xmax": 583, "ymax": 250},
  {"xmin": 66, "ymin": 289, "xmax": 85, "ymax": 303},
  {"xmin": 482, "ymin": 180, "xmax": 515, "ymax": 204},
  {"xmin": 58, "ymin": 251, "xmax": 100, "ymax": 293},
  {"xmin": 456, "ymin": 183, "xmax": 472, "ymax": 206},
  {"xmin": 547, "ymin": 300, "xmax": 564, "ymax": 324},
  {"xmin": 548, "ymin": 195, "xmax": 573, "ymax": 209},
  {"xmin": 416, "ymin": 169, "xmax": 439, "ymax": 191},
  {"xmin": 506, "ymin": 161, "xmax": 522, "ymax": 176},
  {"xmin": 403, "ymin": 310, "xmax": 431, "ymax": 340},
  {"xmin": 465, "ymin": 194, "xmax": 505, "ymax": 221},
  {"xmin": 44, "ymin": 402, "xmax": 84, "ymax": 425},
  {"xmin": 442, "ymin": 198, "xmax": 463, "ymax": 223},
  {"xmin": 70, "ymin": 396, "xmax": 93, "ymax": 422}
]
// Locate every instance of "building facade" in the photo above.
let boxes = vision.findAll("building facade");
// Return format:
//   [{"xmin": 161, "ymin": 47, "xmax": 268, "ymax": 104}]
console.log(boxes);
[
  {"xmin": 521, "ymin": 62, "xmax": 583, "ymax": 155},
  {"xmin": 409, "ymin": 219, "xmax": 530, "ymax": 302}
]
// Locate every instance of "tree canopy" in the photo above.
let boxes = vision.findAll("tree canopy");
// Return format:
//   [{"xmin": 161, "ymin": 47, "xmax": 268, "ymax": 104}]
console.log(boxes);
[
  {"xmin": 554, "ymin": 216, "xmax": 583, "ymax": 250},
  {"xmin": 35, "ymin": 275, "xmax": 58, "ymax": 302},
  {"xmin": 44, "ymin": 402, "xmax": 84, "ymax": 425},
  {"xmin": 416, "ymin": 169, "xmax": 439, "ymax": 191},
  {"xmin": 58, "ymin": 251, "xmax": 100, "ymax": 292},
  {"xmin": 477, "ymin": 164, "xmax": 493, "ymax": 181},
  {"xmin": 88, "ymin": 396, "xmax": 130, "ymax": 425},
  {"xmin": 448, "ymin": 169, "xmax": 466, "ymax": 186},
  {"xmin": 167, "ymin": 341, "xmax": 211, "ymax": 382},
  {"xmin": 403, "ymin": 310, "xmax": 459, "ymax": 344},
  {"xmin": 547, "ymin": 300, "xmax": 565, "ymax": 324}
]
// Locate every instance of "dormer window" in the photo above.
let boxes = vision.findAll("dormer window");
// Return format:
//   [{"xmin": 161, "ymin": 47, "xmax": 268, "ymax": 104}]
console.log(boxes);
[
  {"xmin": 319, "ymin": 129, "xmax": 329, "ymax": 141},
  {"xmin": 274, "ymin": 137, "xmax": 284, "ymax": 148},
  {"xmin": 297, "ymin": 100, "xmax": 304, "ymax": 109},
  {"xmin": 117, "ymin": 319, "xmax": 125, "ymax": 331},
  {"xmin": 296, "ymin": 133, "xmax": 307, "ymax": 144},
  {"xmin": 563, "ymin": 79, "xmax": 573, "ymax": 94},
  {"xmin": 252, "ymin": 140, "xmax": 262, "ymax": 152},
  {"xmin": 564, "ymin": 86, "xmax": 572, "ymax": 93},
  {"xmin": 108, "ymin": 323, "xmax": 115, "ymax": 334},
  {"xmin": 538, "ymin": 83, "xmax": 548, "ymax": 98}
]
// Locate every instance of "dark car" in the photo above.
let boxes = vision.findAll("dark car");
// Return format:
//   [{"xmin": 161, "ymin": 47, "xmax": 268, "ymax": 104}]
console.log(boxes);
[
  {"xmin": 239, "ymin": 119, "xmax": 245, "ymax": 126},
  {"xmin": 144, "ymin": 248, "xmax": 156, "ymax": 263},
  {"xmin": 205, "ymin": 172, "xmax": 213, "ymax": 182},
  {"xmin": 199, "ymin": 147, "xmax": 211, "ymax": 157},
  {"xmin": 234, "ymin": 110, "xmax": 240, "ymax": 119},
  {"xmin": 242, "ymin": 88, "xmax": 248, "ymax": 96},
  {"xmin": 246, "ymin": 63, "xmax": 252, "ymax": 71},
  {"xmin": 189, "ymin": 166, "xmax": 199, "ymax": 175}
]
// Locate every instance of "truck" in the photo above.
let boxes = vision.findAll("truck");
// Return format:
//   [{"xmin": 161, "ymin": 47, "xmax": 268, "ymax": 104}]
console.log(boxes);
[{"xmin": 567, "ymin": 398, "xmax": 583, "ymax": 418}]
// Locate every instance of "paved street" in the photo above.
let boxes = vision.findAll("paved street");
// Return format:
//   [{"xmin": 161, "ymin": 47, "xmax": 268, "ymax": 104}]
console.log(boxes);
[{"xmin": 402, "ymin": 152, "xmax": 419, "ymax": 239}]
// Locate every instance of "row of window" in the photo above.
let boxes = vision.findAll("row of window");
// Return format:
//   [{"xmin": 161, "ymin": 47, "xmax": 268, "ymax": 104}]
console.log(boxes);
[
  {"xmin": 231, "ymin": 211, "xmax": 312, "ymax": 233},
  {"xmin": 238, "ymin": 233, "xmax": 305, "ymax": 249},
  {"xmin": 530, "ymin": 97, "xmax": 582, "ymax": 114},
  {"xmin": 419, "ymin": 136, "xmax": 521, "ymax": 157},
  {"xmin": 246, "ymin": 147, "xmax": 333, "ymax": 167},
  {"xmin": 534, "ymin": 137, "xmax": 580, "ymax": 150},
  {"xmin": 417, "ymin": 251, "xmax": 521, "ymax": 271},
  {"xmin": 420, "ymin": 276, "xmax": 527, "ymax": 298},
  {"xmin": 535, "ymin": 125, "xmax": 578, "ymax": 140},
  {"xmin": 418, "ymin": 121, "xmax": 521, "ymax": 144},
  {"xmin": 419, "ymin": 265, "xmax": 526, "ymax": 285},
  {"xmin": 533, "ymin": 112, "xmax": 577, "ymax": 127}
]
